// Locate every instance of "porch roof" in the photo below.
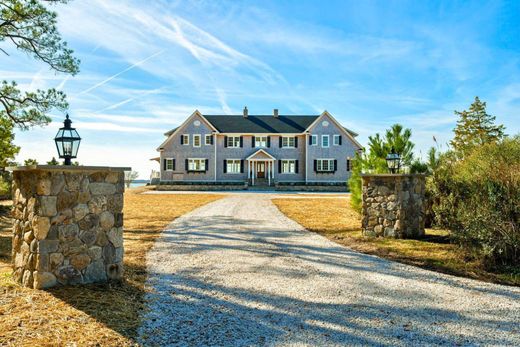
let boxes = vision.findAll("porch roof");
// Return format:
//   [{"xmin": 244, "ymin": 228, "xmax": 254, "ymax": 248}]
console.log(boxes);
[{"xmin": 246, "ymin": 149, "xmax": 276, "ymax": 161}]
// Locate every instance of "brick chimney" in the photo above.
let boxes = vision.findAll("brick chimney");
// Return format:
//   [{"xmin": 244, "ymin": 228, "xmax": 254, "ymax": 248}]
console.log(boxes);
[
  {"xmin": 273, "ymin": 108, "xmax": 279, "ymax": 118},
  {"xmin": 243, "ymin": 106, "xmax": 248, "ymax": 118}
]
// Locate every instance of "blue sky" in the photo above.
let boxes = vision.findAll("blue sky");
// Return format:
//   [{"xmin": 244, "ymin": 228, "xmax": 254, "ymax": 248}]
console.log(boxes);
[{"xmin": 3, "ymin": 0, "xmax": 519, "ymax": 178}]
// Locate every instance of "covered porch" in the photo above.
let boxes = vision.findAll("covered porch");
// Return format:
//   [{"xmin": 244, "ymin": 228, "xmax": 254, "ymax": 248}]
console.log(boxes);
[{"xmin": 246, "ymin": 149, "xmax": 276, "ymax": 186}]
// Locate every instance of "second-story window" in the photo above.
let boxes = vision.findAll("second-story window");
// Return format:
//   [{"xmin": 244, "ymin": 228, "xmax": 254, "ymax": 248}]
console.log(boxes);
[
  {"xmin": 193, "ymin": 134, "xmax": 201, "ymax": 147},
  {"xmin": 255, "ymin": 136, "xmax": 267, "ymax": 147},
  {"xmin": 333, "ymin": 134, "xmax": 341, "ymax": 146},
  {"xmin": 227, "ymin": 136, "xmax": 241, "ymax": 148},
  {"xmin": 282, "ymin": 136, "xmax": 295, "ymax": 148},
  {"xmin": 205, "ymin": 134, "xmax": 213, "ymax": 145},
  {"xmin": 181, "ymin": 134, "xmax": 189, "ymax": 145},
  {"xmin": 309, "ymin": 135, "xmax": 318, "ymax": 146},
  {"xmin": 322, "ymin": 135, "xmax": 330, "ymax": 148}
]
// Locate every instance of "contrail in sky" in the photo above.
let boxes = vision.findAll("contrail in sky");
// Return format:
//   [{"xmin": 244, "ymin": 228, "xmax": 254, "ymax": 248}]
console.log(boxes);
[{"xmin": 77, "ymin": 49, "xmax": 164, "ymax": 95}]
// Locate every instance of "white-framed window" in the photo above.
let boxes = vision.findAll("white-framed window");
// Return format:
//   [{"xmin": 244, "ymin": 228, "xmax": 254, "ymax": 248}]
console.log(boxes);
[
  {"xmin": 193, "ymin": 134, "xmax": 201, "ymax": 147},
  {"xmin": 322, "ymin": 135, "xmax": 330, "ymax": 148},
  {"xmin": 181, "ymin": 134, "xmax": 189, "ymax": 145},
  {"xmin": 227, "ymin": 136, "xmax": 240, "ymax": 148},
  {"xmin": 281, "ymin": 159, "xmax": 297, "ymax": 174},
  {"xmin": 255, "ymin": 136, "xmax": 267, "ymax": 148},
  {"xmin": 226, "ymin": 159, "xmax": 241, "ymax": 173},
  {"xmin": 316, "ymin": 159, "xmax": 334, "ymax": 172},
  {"xmin": 282, "ymin": 136, "xmax": 295, "ymax": 148},
  {"xmin": 205, "ymin": 134, "xmax": 213, "ymax": 145},
  {"xmin": 188, "ymin": 158, "xmax": 206, "ymax": 171},
  {"xmin": 333, "ymin": 134, "xmax": 341, "ymax": 146},
  {"xmin": 310, "ymin": 135, "xmax": 318, "ymax": 146},
  {"xmin": 165, "ymin": 158, "xmax": 174, "ymax": 171}
]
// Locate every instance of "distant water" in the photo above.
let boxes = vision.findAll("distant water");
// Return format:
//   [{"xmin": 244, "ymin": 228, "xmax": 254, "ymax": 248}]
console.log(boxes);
[{"xmin": 130, "ymin": 182, "xmax": 147, "ymax": 188}]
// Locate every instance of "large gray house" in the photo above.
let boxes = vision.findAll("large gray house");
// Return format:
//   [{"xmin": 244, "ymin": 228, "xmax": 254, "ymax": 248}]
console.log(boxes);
[{"xmin": 155, "ymin": 108, "xmax": 362, "ymax": 187}]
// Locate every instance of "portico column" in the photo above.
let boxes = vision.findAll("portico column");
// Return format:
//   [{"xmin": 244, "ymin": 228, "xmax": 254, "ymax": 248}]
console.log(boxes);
[
  {"xmin": 268, "ymin": 161, "xmax": 271, "ymax": 186},
  {"xmin": 247, "ymin": 160, "xmax": 250, "ymax": 179}
]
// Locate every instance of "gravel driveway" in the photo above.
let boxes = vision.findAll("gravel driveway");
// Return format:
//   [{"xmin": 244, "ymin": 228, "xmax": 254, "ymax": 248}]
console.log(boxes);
[{"xmin": 138, "ymin": 195, "xmax": 520, "ymax": 346}]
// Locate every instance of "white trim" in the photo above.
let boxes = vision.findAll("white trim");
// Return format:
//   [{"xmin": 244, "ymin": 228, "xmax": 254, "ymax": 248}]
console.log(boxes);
[
  {"xmin": 205, "ymin": 134, "xmax": 212, "ymax": 145},
  {"xmin": 281, "ymin": 136, "xmax": 296, "ymax": 148},
  {"xmin": 310, "ymin": 134, "xmax": 318, "ymax": 146},
  {"xmin": 316, "ymin": 158, "xmax": 335, "ymax": 172},
  {"xmin": 187, "ymin": 158, "xmax": 206, "ymax": 172},
  {"xmin": 157, "ymin": 110, "xmax": 218, "ymax": 151},
  {"xmin": 254, "ymin": 135, "xmax": 268, "ymax": 148},
  {"xmin": 305, "ymin": 134, "xmax": 308, "ymax": 183},
  {"xmin": 227, "ymin": 136, "xmax": 241, "ymax": 148},
  {"xmin": 322, "ymin": 135, "xmax": 330, "ymax": 148},
  {"xmin": 182, "ymin": 134, "xmax": 189, "ymax": 145},
  {"xmin": 165, "ymin": 158, "xmax": 174, "ymax": 171},
  {"xmin": 333, "ymin": 134, "xmax": 341, "ymax": 146},
  {"xmin": 214, "ymin": 134, "xmax": 217, "ymax": 181},
  {"xmin": 193, "ymin": 134, "xmax": 201, "ymax": 147},
  {"xmin": 246, "ymin": 148, "xmax": 276, "ymax": 161},
  {"xmin": 225, "ymin": 159, "xmax": 241, "ymax": 174},
  {"xmin": 304, "ymin": 110, "xmax": 363, "ymax": 150},
  {"xmin": 280, "ymin": 159, "xmax": 297, "ymax": 174}
]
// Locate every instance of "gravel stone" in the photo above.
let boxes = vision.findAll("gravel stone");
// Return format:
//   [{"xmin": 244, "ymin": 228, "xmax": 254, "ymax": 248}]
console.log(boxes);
[{"xmin": 138, "ymin": 195, "xmax": 520, "ymax": 346}]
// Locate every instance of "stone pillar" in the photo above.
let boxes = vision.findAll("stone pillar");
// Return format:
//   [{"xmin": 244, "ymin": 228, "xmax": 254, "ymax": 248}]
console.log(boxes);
[
  {"xmin": 8, "ymin": 165, "xmax": 130, "ymax": 289},
  {"xmin": 361, "ymin": 174, "xmax": 426, "ymax": 239}
]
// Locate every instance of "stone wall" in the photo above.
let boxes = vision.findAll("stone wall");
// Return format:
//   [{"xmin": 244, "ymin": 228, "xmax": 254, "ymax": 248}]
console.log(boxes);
[
  {"xmin": 361, "ymin": 174, "xmax": 425, "ymax": 239},
  {"xmin": 9, "ymin": 166, "xmax": 129, "ymax": 289}
]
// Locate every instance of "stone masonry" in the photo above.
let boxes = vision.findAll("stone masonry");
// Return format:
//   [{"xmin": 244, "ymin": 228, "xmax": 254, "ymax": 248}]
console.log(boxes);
[
  {"xmin": 361, "ymin": 174, "xmax": 425, "ymax": 239},
  {"xmin": 9, "ymin": 166, "xmax": 129, "ymax": 289}
]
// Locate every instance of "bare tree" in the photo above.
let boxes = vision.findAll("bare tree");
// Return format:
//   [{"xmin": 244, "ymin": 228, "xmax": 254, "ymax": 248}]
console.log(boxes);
[{"xmin": 124, "ymin": 170, "xmax": 139, "ymax": 188}]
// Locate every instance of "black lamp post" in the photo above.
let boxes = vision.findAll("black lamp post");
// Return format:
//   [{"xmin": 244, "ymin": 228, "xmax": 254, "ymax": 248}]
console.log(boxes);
[
  {"xmin": 54, "ymin": 114, "xmax": 81, "ymax": 165},
  {"xmin": 386, "ymin": 147, "xmax": 401, "ymax": 174}
]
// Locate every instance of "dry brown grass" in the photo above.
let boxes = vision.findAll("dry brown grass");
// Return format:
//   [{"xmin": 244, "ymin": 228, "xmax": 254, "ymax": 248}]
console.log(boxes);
[
  {"xmin": 272, "ymin": 197, "xmax": 520, "ymax": 286},
  {"xmin": 0, "ymin": 189, "xmax": 223, "ymax": 346}
]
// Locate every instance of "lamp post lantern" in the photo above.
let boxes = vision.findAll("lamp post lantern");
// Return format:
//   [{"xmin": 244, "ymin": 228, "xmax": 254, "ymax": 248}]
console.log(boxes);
[
  {"xmin": 54, "ymin": 114, "xmax": 81, "ymax": 165},
  {"xmin": 386, "ymin": 147, "xmax": 401, "ymax": 174}
]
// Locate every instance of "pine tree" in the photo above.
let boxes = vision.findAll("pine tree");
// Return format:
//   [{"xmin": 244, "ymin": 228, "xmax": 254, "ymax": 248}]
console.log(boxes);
[{"xmin": 451, "ymin": 97, "xmax": 505, "ymax": 156}]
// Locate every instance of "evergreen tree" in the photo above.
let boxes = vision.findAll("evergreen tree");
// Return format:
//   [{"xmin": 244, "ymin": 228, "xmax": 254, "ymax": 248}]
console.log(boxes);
[
  {"xmin": 451, "ymin": 97, "xmax": 505, "ymax": 156},
  {"xmin": 0, "ymin": 0, "xmax": 79, "ymax": 170}
]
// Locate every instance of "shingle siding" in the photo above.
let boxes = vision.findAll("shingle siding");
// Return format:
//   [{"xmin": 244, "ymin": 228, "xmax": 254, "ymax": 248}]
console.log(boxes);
[
  {"xmin": 306, "ymin": 113, "xmax": 358, "ymax": 182},
  {"xmin": 158, "ymin": 111, "xmax": 360, "ymax": 185}
]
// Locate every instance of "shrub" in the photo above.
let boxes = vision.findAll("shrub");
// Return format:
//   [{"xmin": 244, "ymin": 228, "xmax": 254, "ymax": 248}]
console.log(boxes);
[
  {"xmin": 430, "ymin": 137, "xmax": 520, "ymax": 266},
  {"xmin": 0, "ymin": 175, "xmax": 10, "ymax": 197}
]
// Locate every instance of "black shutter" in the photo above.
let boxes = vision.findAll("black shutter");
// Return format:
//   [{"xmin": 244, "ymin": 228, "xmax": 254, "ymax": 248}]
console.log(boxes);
[
  {"xmin": 205, "ymin": 159, "xmax": 209, "ymax": 172},
  {"xmin": 308, "ymin": 136, "xmax": 312, "ymax": 145},
  {"xmin": 173, "ymin": 159, "xmax": 176, "ymax": 171},
  {"xmin": 278, "ymin": 160, "xmax": 282, "ymax": 173},
  {"xmin": 240, "ymin": 160, "xmax": 244, "ymax": 173},
  {"xmin": 211, "ymin": 135, "xmax": 214, "ymax": 145},
  {"xmin": 252, "ymin": 136, "xmax": 255, "ymax": 147},
  {"xmin": 294, "ymin": 137, "xmax": 298, "ymax": 148},
  {"xmin": 163, "ymin": 159, "xmax": 166, "ymax": 170},
  {"xmin": 295, "ymin": 160, "xmax": 299, "ymax": 173},
  {"xmin": 223, "ymin": 160, "xmax": 227, "ymax": 173},
  {"xmin": 334, "ymin": 160, "xmax": 338, "ymax": 172},
  {"xmin": 185, "ymin": 159, "xmax": 189, "ymax": 171},
  {"xmin": 240, "ymin": 136, "xmax": 243, "ymax": 148},
  {"xmin": 339, "ymin": 135, "xmax": 342, "ymax": 145},
  {"xmin": 314, "ymin": 160, "xmax": 317, "ymax": 172},
  {"xmin": 224, "ymin": 136, "xmax": 228, "ymax": 148},
  {"xmin": 279, "ymin": 137, "xmax": 282, "ymax": 148},
  {"xmin": 180, "ymin": 135, "xmax": 184, "ymax": 145},
  {"xmin": 267, "ymin": 136, "xmax": 271, "ymax": 148}
]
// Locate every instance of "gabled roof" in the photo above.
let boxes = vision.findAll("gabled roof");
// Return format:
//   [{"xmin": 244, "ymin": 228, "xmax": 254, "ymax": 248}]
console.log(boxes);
[
  {"xmin": 246, "ymin": 149, "xmax": 276, "ymax": 161},
  {"xmin": 204, "ymin": 115, "xmax": 317, "ymax": 134}
]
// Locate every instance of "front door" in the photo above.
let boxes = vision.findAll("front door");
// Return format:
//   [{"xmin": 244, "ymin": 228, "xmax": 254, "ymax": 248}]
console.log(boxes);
[{"xmin": 257, "ymin": 162, "xmax": 265, "ymax": 178}]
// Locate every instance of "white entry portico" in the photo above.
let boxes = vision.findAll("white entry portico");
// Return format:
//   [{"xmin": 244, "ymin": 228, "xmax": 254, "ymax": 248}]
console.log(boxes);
[{"xmin": 246, "ymin": 149, "xmax": 276, "ymax": 186}]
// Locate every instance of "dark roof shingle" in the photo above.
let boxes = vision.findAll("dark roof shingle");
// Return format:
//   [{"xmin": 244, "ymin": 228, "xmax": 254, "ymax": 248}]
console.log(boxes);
[{"xmin": 204, "ymin": 115, "xmax": 318, "ymax": 134}]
